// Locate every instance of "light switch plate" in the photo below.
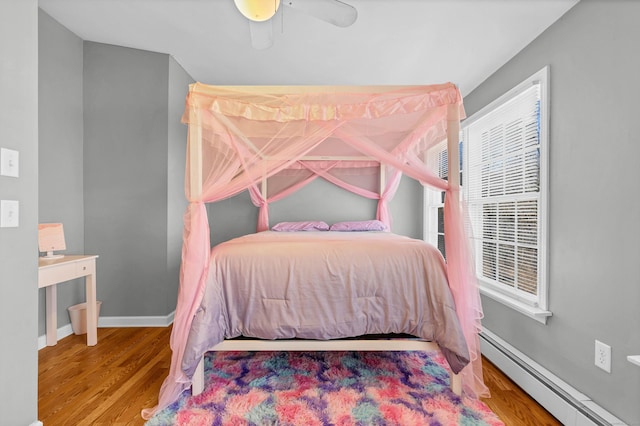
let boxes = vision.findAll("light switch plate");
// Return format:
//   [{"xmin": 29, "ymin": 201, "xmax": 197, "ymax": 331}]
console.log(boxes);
[
  {"xmin": 0, "ymin": 200, "xmax": 19, "ymax": 228},
  {"xmin": 0, "ymin": 148, "xmax": 19, "ymax": 177}
]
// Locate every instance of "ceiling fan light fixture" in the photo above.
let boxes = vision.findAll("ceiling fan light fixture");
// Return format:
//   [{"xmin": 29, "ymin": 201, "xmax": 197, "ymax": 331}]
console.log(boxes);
[{"xmin": 234, "ymin": 0, "xmax": 281, "ymax": 22}]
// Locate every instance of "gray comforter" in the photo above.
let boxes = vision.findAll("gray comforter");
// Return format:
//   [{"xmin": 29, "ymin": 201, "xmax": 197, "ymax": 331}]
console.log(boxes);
[{"xmin": 181, "ymin": 231, "xmax": 470, "ymax": 376}]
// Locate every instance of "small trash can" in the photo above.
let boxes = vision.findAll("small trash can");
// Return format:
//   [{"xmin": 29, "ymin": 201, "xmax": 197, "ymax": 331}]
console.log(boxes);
[{"xmin": 68, "ymin": 301, "xmax": 102, "ymax": 335}]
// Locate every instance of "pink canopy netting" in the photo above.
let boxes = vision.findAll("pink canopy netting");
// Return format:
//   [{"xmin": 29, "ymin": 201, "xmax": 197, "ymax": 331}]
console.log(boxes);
[{"xmin": 142, "ymin": 83, "xmax": 488, "ymax": 419}]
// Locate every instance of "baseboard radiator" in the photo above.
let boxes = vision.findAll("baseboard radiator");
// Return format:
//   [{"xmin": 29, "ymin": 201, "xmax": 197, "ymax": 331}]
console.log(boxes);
[{"xmin": 480, "ymin": 329, "xmax": 627, "ymax": 426}]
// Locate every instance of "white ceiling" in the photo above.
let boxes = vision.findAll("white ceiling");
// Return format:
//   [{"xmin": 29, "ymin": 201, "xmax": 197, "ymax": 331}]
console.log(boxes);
[{"xmin": 38, "ymin": 0, "xmax": 579, "ymax": 96}]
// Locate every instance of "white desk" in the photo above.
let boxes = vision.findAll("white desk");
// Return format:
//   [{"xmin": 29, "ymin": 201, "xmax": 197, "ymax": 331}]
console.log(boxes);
[{"xmin": 38, "ymin": 255, "xmax": 99, "ymax": 346}]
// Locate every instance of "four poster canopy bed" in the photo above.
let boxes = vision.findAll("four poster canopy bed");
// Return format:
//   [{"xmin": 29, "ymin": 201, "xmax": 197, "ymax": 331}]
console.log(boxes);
[{"xmin": 142, "ymin": 83, "xmax": 488, "ymax": 419}]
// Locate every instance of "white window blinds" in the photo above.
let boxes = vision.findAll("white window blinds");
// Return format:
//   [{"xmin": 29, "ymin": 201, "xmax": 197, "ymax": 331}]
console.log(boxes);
[{"xmin": 465, "ymin": 82, "xmax": 543, "ymax": 303}]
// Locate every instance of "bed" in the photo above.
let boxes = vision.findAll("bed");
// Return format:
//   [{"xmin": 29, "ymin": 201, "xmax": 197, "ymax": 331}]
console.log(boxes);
[
  {"xmin": 182, "ymin": 230, "xmax": 470, "ymax": 395},
  {"xmin": 142, "ymin": 84, "xmax": 488, "ymax": 419}
]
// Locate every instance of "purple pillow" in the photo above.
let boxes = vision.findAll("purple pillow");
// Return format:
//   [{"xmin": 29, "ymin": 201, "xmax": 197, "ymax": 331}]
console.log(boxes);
[
  {"xmin": 329, "ymin": 220, "xmax": 388, "ymax": 232},
  {"xmin": 271, "ymin": 221, "xmax": 329, "ymax": 232}
]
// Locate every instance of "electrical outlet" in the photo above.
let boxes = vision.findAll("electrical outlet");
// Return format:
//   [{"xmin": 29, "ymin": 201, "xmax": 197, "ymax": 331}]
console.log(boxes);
[{"xmin": 595, "ymin": 340, "xmax": 611, "ymax": 373}]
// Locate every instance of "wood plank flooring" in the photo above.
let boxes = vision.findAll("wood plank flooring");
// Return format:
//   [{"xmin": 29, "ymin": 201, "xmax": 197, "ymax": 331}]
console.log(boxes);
[{"xmin": 38, "ymin": 327, "xmax": 561, "ymax": 425}]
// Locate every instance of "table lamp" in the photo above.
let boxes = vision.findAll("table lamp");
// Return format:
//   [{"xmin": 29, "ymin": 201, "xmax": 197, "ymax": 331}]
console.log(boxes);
[{"xmin": 38, "ymin": 223, "xmax": 66, "ymax": 259}]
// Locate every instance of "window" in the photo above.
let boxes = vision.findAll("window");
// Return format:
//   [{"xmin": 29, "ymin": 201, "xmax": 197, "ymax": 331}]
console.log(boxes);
[
  {"xmin": 423, "ymin": 139, "xmax": 462, "ymax": 260},
  {"xmin": 425, "ymin": 67, "xmax": 551, "ymax": 323}
]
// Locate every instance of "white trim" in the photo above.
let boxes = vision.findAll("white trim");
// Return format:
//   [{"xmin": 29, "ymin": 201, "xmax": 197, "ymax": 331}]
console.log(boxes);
[
  {"xmin": 38, "ymin": 324, "xmax": 74, "ymax": 349},
  {"xmin": 481, "ymin": 328, "xmax": 627, "ymax": 426},
  {"xmin": 37, "ymin": 311, "xmax": 175, "ymax": 350},
  {"xmin": 423, "ymin": 187, "xmax": 442, "ymax": 244},
  {"xmin": 628, "ymin": 356, "xmax": 640, "ymax": 368},
  {"xmin": 463, "ymin": 66, "xmax": 550, "ymax": 316},
  {"xmin": 480, "ymin": 285, "xmax": 551, "ymax": 324},
  {"xmin": 538, "ymin": 65, "xmax": 551, "ymax": 313},
  {"xmin": 97, "ymin": 311, "xmax": 175, "ymax": 328},
  {"xmin": 210, "ymin": 338, "xmax": 441, "ymax": 352},
  {"xmin": 462, "ymin": 67, "xmax": 548, "ymax": 128},
  {"xmin": 30, "ymin": 422, "xmax": 43, "ymax": 426}
]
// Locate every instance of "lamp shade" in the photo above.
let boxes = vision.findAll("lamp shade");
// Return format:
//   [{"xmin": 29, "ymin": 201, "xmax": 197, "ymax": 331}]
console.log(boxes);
[
  {"xmin": 38, "ymin": 223, "xmax": 67, "ymax": 259},
  {"xmin": 234, "ymin": 0, "xmax": 281, "ymax": 22}
]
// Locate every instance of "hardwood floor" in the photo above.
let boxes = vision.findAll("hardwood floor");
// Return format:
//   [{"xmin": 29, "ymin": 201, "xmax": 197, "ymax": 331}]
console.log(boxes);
[
  {"xmin": 38, "ymin": 327, "xmax": 561, "ymax": 425},
  {"xmin": 480, "ymin": 358, "xmax": 562, "ymax": 426},
  {"xmin": 38, "ymin": 327, "xmax": 169, "ymax": 425}
]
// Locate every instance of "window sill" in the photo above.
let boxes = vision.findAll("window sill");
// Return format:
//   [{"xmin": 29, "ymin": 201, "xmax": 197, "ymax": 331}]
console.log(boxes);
[{"xmin": 479, "ymin": 286, "xmax": 552, "ymax": 324}]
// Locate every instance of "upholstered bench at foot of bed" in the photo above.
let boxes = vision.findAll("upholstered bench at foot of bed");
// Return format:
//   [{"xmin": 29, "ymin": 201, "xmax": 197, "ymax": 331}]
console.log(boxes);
[{"xmin": 191, "ymin": 338, "xmax": 462, "ymax": 397}]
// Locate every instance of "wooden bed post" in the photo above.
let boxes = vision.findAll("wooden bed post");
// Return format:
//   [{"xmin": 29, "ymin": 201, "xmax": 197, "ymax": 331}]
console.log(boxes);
[
  {"xmin": 192, "ymin": 357, "xmax": 205, "ymax": 395},
  {"xmin": 189, "ymin": 108, "xmax": 203, "ymax": 200},
  {"xmin": 447, "ymin": 104, "xmax": 460, "ymax": 189},
  {"xmin": 261, "ymin": 179, "xmax": 267, "ymax": 200},
  {"xmin": 446, "ymin": 98, "xmax": 463, "ymax": 398}
]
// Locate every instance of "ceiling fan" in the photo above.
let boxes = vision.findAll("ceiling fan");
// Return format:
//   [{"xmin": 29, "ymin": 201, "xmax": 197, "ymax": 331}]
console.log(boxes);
[{"xmin": 234, "ymin": 0, "xmax": 358, "ymax": 49}]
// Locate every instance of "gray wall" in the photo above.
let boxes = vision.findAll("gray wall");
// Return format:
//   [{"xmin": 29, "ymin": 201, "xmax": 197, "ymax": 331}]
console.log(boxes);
[
  {"xmin": 464, "ymin": 1, "xmax": 640, "ymax": 424},
  {"xmin": 0, "ymin": 1, "xmax": 40, "ymax": 424},
  {"xmin": 37, "ymin": 25, "xmax": 193, "ymax": 325},
  {"xmin": 33, "ymin": 26, "xmax": 192, "ymax": 422},
  {"xmin": 38, "ymin": 10, "xmax": 85, "ymax": 334},
  {"xmin": 167, "ymin": 58, "xmax": 192, "ymax": 310},
  {"xmin": 271, "ymin": 175, "xmax": 422, "ymax": 239},
  {"xmin": 83, "ymin": 42, "xmax": 189, "ymax": 316},
  {"xmin": 208, "ymin": 173, "xmax": 423, "ymax": 247}
]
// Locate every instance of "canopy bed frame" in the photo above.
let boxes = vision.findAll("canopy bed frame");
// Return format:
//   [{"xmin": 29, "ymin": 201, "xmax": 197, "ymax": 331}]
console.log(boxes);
[
  {"xmin": 191, "ymin": 339, "xmax": 461, "ymax": 396},
  {"xmin": 142, "ymin": 83, "xmax": 487, "ymax": 419}
]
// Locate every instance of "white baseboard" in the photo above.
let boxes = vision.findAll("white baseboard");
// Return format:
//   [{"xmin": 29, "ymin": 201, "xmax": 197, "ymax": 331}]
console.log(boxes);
[
  {"xmin": 38, "ymin": 311, "xmax": 175, "ymax": 350},
  {"xmin": 97, "ymin": 310, "xmax": 175, "ymax": 328},
  {"xmin": 30, "ymin": 421, "xmax": 43, "ymax": 426},
  {"xmin": 38, "ymin": 324, "xmax": 75, "ymax": 349},
  {"xmin": 480, "ymin": 328, "xmax": 627, "ymax": 426}
]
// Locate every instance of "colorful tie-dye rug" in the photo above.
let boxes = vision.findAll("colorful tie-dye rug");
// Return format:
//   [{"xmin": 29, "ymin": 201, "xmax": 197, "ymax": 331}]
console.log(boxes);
[{"xmin": 145, "ymin": 350, "xmax": 504, "ymax": 426}]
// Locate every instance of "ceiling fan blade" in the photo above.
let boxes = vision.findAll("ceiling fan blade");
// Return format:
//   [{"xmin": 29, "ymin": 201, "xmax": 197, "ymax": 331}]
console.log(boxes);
[
  {"xmin": 284, "ymin": 0, "xmax": 357, "ymax": 27},
  {"xmin": 249, "ymin": 19, "xmax": 274, "ymax": 49}
]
